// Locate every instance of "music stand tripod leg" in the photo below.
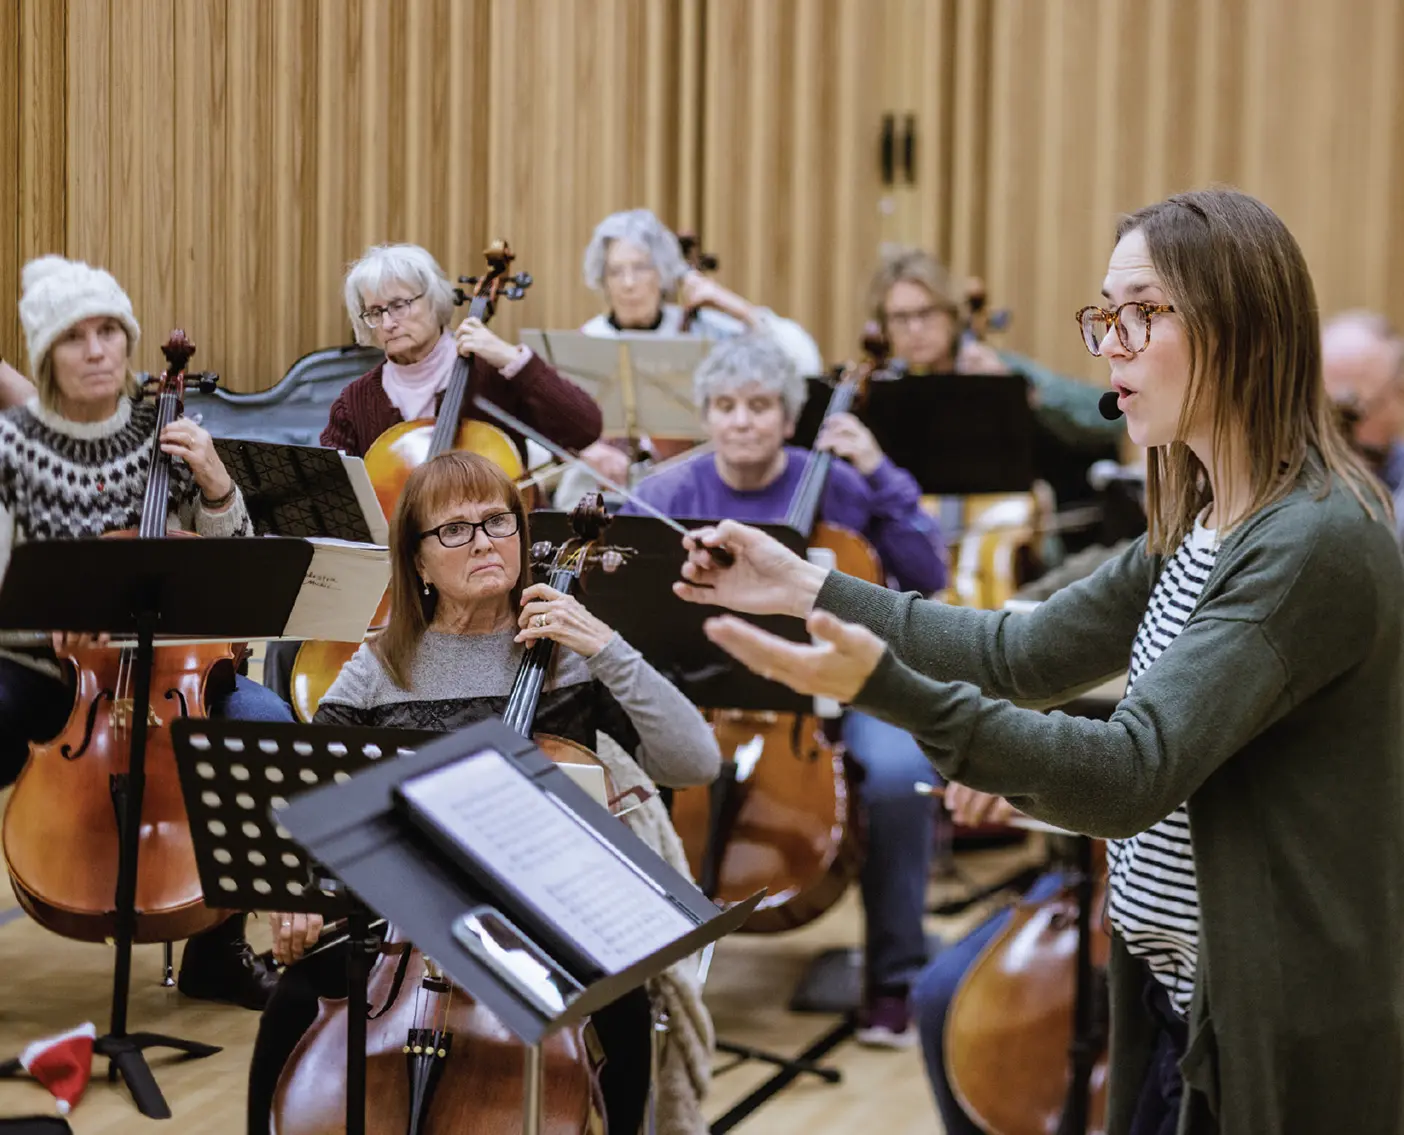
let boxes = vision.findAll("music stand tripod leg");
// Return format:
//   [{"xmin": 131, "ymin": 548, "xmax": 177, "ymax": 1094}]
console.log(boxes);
[
  {"xmin": 344, "ymin": 903, "xmax": 374, "ymax": 1135},
  {"xmin": 1055, "ymin": 834, "xmax": 1099, "ymax": 1135},
  {"xmin": 100, "ymin": 610, "xmax": 220, "ymax": 1117}
]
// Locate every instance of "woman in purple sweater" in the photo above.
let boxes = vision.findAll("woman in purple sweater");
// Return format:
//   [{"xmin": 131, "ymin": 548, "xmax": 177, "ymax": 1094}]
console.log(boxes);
[{"xmin": 625, "ymin": 333, "xmax": 947, "ymax": 1046}]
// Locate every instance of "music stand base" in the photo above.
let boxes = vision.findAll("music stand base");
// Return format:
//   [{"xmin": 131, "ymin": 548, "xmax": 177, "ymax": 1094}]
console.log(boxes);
[
  {"xmin": 708, "ymin": 1020, "xmax": 850, "ymax": 1135},
  {"xmin": 0, "ymin": 1031, "xmax": 220, "ymax": 1121}
]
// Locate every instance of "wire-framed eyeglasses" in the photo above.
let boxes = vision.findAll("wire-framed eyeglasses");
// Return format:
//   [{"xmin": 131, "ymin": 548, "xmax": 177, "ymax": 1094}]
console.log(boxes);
[
  {"xmin": 1075, "ymin": 302, "xmax": 1176, "ymax": 357},
  {"xmin": 418, "ymin": 511, "xmax": 519, "ymax": 548},
  {"xmin": 359, "ymin": 293, "xmax": 426, "ymax": 328}
]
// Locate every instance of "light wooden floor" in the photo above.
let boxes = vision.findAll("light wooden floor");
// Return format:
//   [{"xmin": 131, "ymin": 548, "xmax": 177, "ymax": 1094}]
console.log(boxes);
[{"xmin": 0, "ymin": 784, "xmax": 1041, "ymax": 1134}]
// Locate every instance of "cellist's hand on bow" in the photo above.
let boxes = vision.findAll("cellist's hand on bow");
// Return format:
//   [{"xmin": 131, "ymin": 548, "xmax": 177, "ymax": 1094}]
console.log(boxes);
[
  {"xmin": 675, "ymin": 520, "xmax": 826, "ymax": 618},
  {"xmin": 455, "ymin": 316, "xmax": 519, "ymax": 371},
  {"xmin": 516, "ymin": 584, "xmax": 613, "ymax": 658},
  {"xmin": 816, "ymin": 412, "xmax": 884, "ymax": 476},
  {"xmin": 269, "ymin": 911, "xmax": 324, "ymax": 966},
  {"xmin": 701, "ymin": 609, "xmax": 887, "ymax": 704}
]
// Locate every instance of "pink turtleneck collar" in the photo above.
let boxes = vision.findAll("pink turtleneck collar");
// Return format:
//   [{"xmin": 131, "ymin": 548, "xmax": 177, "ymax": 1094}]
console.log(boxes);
[{"xmin": 380, "ymin": 330, "xmax": 457, "ymax": 421}]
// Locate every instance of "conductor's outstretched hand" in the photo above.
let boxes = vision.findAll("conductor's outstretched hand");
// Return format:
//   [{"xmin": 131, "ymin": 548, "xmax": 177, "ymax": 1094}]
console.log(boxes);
[
  {"xmin": 673, "ymin": 519, "xmax": 888, "ymax": 704},
  {"xmin": 701, "ymin": 609, "xmax": 888, "ymax": 705}
]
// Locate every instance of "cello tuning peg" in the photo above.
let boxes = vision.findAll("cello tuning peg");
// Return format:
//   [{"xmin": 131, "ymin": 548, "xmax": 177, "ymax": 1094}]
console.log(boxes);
[
  {"xmin": 599, "ymin": 549, "xmax": 625, "ymax": 574},
  {"xmin": 530, "ymin": 540, "xmax": 554, "ymax": 561}
]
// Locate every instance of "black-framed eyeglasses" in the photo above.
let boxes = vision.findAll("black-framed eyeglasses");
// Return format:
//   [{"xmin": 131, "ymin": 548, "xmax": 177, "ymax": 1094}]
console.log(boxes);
[
  {"xmin": 359, "ymin": 292, "xmax": 425, "ymax": 328},
  {"xmin": 1075, "ymin": 302, "xmax": 1176, "ymax": 356},
  {"xmin": 418, "ymin": 511, "xmax": 519, "ymax": 548}
]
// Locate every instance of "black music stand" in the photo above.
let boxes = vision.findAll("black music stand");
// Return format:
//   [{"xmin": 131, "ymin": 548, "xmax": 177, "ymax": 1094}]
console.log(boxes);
[
  {"xmin": 170, "ymin": 720, "xmax": 435, "ymax": 1135},
  {"xmin": 792, "ymin": 371, "xmax": 1037, "ymax": 495},
  {"xmin": 526, "ymin": 512, "xmax": 814, "ymax": 713},
  {"xmin": 171, "ymin": 718, "xmax": 761, "ymax": 1135},
  {"xmin": 0, "ymin": 537, "xmax": 315, "ymax": 1119},
  {"xmin": 211, "ymin": 438, "xmax": 385, "ymax": 544}
]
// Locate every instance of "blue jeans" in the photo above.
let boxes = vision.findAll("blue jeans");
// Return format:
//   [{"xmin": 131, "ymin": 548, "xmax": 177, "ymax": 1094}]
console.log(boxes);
[
  {"xmin": 0, "ymin": 658, "xmax": 293, "ymax": 787},
  {"xmin": 842, "ymin": 710, "xmax": 942, "ymax": 991},
  {"xmin": 911, "ymin": 869, "xmax": 1068, "ymax": 1134}
]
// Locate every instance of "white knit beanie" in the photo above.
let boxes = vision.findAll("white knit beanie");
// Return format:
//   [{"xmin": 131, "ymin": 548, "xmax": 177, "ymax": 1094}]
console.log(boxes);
[{"xmin": 18, "ymin": 255, "xmax": 141, "ymax": 376}]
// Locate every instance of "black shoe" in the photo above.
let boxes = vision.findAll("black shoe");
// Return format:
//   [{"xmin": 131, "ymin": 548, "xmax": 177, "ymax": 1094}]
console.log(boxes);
[{"xmin": 177, "ymin": 914, "xmax": 278, "ymax": 1011}]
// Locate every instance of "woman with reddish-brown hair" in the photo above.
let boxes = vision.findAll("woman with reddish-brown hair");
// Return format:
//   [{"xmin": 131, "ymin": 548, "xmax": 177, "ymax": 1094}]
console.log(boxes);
[{"xmin": 251, "ymin": 450, "xmax": 720, "ymax": 1135}]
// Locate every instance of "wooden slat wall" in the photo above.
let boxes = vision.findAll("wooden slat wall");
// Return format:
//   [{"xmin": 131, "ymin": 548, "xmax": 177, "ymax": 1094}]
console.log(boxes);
[
  {"xmin": 978, "ymin": 0, "xmax": 1404, "ymax": 381},
  {"xmin": 2, "ymin": 0, "xmax": 1403, "ymax": 391},
  {"xmin": 1, "ymin": 0, "xmax": 690, "ymax": 391},
  {"xmin": 699, "ymin": 0, "xmax": 890, "ymax": 365},
  {"xmin": 0, "ymin": 0, "xmax": 66, "ymax": 372}
]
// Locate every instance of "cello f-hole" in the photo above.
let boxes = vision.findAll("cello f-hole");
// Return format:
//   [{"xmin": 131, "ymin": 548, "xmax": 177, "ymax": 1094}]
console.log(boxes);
[
  {"xmin": 61, "ymin": 691, "xmax": 109, "ymax": 761},
  {"xmin": 165, "ymin": 687, "xmax": 190, "ymax": 717}
]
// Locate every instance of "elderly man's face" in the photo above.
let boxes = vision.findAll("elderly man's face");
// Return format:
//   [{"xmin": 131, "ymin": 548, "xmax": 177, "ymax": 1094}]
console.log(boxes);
[
  {"xmin": 1322, "ymin": 321, "xmax": 1404, "ymax": 454},
  {"xmin": 603, "ymin": 239, "xmax": 664, "ymax": 328}
]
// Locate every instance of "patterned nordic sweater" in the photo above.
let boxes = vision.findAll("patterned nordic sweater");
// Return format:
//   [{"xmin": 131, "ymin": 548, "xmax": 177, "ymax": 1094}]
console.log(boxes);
[{"xmin": 0, "ymin": 395, "xmax": 251, "ymax": 674}]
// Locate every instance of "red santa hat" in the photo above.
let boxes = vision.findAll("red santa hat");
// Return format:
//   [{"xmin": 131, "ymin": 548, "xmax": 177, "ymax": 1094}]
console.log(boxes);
[{"xmin": 18, "ymin": 1022, "xmax": 96, "ymax": 1115}]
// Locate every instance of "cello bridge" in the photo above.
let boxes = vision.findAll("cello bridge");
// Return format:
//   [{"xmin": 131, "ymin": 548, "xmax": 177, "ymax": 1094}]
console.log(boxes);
[{"xmin": 111, "ymin": 700, "xmax": 162, "ymax": 731}]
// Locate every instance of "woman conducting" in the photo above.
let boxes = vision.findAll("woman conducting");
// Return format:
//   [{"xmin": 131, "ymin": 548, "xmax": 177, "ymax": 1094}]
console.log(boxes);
[{"xmin": 670, "ymin": 188, "xmax": 1404, "ymax": 1135}]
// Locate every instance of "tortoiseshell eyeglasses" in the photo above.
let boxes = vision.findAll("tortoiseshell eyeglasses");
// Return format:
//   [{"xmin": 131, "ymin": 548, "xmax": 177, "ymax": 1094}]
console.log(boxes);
[{"xmin": 1075, "ymin": 302, "xmax": 1176, "ymax": 357}]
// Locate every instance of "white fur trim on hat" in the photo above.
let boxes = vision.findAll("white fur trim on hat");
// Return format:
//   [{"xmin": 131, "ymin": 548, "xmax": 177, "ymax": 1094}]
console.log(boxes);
[{"xmin": 18, "ymin": 255, "xmax": 141, "ymax": 376}]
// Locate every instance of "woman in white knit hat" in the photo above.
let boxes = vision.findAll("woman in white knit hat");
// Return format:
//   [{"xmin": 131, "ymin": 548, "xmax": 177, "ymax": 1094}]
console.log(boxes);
[{"xmin": 0, "ymin": 254, "xmax": 293, "ymax": 1011}]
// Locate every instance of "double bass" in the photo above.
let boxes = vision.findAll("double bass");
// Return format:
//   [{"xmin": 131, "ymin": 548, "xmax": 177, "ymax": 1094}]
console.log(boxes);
[
  {"xmin": 272, "ymin": 496, "xmax": 631, "ymax": 1135},
  {"xmin": 669, "ymin": 361, "xmax": 883, "ymax": 932},
  {"xmin": 3, "ymin": 332, "xmax": 238, "ymax": 943},
  {"xmin": 289, "ymin": 243, "xmax": 534, "ymax": 722}
]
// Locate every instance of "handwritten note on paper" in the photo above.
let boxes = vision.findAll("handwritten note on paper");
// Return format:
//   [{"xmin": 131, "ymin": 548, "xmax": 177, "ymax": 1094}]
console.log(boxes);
[
  {"xmin": 398, "ymin": 749, "xmax": 695, "ymax": 974},
  {"xmin": 281, "ymin": 539, "xmax": 390, "ymax": 641}
]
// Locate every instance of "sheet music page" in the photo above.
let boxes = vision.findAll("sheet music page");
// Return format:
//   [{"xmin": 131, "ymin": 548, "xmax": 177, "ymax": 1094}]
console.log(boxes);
[
  {"xmin": 340, "ymin": 455, "xmax": 390, "ymax": 545},
  {"xmin": 399, "ymin": 749, "xmax": 695, "ymax": 974},
  {"xmin": 281, "ymin": 538, "xmax": 390, "ymax": 641}
]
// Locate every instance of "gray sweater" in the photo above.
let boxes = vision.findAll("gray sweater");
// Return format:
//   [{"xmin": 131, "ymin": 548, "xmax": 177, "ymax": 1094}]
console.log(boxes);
[
  {"xmin": 819, "ymin": 467, "xmax": 1404, "ymax": 1135},
  {"xmin": 316, "ymin": 629, "xmax": 720, "ymax": 790}
]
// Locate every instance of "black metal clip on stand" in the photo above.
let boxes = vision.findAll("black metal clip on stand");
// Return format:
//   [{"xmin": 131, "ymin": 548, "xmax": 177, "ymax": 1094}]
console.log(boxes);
[{"xmin": 0, "ymin": 536, "xmax": 318, "ymax": 1119}]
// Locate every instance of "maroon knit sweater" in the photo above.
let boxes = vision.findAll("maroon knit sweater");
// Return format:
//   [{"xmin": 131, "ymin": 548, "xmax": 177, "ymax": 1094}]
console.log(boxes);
[{"xmin": 320, "ymin": 352, "xmax": 602, "ymax": 459}]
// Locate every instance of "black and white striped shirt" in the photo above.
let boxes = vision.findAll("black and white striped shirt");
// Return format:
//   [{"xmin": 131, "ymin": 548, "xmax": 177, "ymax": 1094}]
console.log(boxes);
[{"xmin": 1106, "ymin": 513, "xmax": 1218, "ymax": 1017}]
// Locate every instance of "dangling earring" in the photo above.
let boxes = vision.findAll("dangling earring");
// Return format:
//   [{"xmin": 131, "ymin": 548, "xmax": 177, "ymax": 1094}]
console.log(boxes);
[{"xmin": 421, "ymin": 578, "xmax": 432, "ymax": 596}]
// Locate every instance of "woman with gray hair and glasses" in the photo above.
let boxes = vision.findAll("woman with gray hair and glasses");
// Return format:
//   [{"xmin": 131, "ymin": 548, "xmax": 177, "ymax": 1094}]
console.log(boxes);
[
  {"xmin": 321, "ymin": 242, "xmax": 602, "ymax": 460},
  {"xmin": 580, "ymin": 209, "xmax": 822, "ymax": 375}
]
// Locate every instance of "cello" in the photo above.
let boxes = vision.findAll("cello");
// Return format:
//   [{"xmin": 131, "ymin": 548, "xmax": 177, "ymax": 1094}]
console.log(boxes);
[
  {"xmin": 945, "ymin": 834, "xmax": 1111, "ymax": 1135},
  {"xmin": 271, "ymin": 495, "xmax": 633, "ymax": 1135},
  {"xmin": 289, "ymin": 242, "xmax": 534, "ymax": 722},
  {"xmin": 3, "ymin": 332, "xmax": 238, "ymax": 943},
  {"xmin": 668, "ymin": 361, "xmax": 883, "ymax": 932}
]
